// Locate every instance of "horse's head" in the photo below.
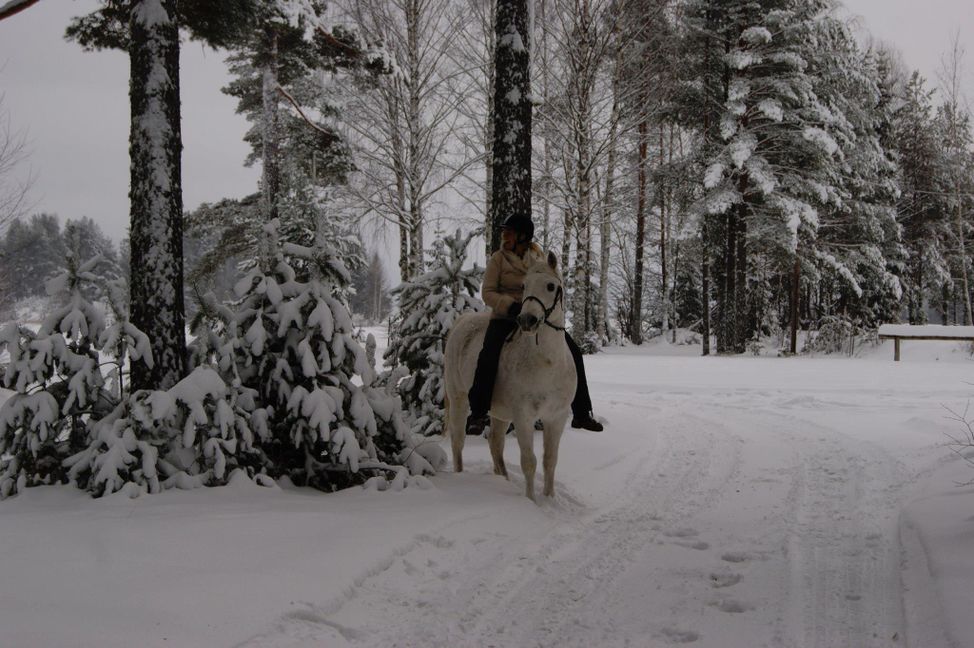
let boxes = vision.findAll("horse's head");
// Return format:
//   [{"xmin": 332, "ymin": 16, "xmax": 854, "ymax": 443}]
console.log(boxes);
[{"xmin": 517, "ymin": 250, "xmax": 565, "ymax": 334}]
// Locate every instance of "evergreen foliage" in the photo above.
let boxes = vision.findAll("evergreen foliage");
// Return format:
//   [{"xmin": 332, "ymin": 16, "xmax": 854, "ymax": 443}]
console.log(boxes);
[
  {"xmin": 0, "ymin": 254, "xmax": 138, "ymax": 497},
  {"xmin": 384, "ymin": 230, "xmax": 484, "ymax": 437},
  {"xmin": 193, "ymin": 220, "xmax": 437, "ymax": 490},
  {"xmin": 349, "ymin": 250, "xmax": 392, "ymax": 323}
]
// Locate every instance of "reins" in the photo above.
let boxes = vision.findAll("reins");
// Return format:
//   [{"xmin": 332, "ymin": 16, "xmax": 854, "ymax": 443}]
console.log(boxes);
[{"xmin": 506, "ymin": 282, "xmax": 565, "ymax": 344}]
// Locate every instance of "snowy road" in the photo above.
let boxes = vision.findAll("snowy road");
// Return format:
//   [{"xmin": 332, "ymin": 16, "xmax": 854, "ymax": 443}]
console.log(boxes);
[
  {"xmin": 2, "ymin": 345, "xmax": 971, "ymax": 648},
  {"xmin": 237, "ymin": 350, "xmax": 967, "ymax": 648}
]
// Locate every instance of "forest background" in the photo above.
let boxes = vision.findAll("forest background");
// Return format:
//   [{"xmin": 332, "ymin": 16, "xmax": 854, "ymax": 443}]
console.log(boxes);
[{"xmin": 0, "ymin": 0, "xmax": 973, "ymax": 496}]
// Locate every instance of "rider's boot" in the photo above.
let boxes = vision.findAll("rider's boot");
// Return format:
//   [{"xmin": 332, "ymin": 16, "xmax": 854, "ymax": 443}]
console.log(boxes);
[
  {"xmin": 466, "ymin": 411, "xmax": 490, "ymax": 436},
  {"xmin": 571, "ymin": 411, "xmax": 603, "ymax": 432}
]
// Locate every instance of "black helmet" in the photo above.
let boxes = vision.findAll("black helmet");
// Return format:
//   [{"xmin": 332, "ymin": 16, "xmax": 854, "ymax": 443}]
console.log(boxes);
[{"xmin": 499, "ymin": 213, "xmax": 534, "ymax": 241}]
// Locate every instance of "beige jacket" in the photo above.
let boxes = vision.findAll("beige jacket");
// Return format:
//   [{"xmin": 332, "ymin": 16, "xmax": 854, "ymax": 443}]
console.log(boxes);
[{"xmin": 482, "ymin": 243, "xmax": 545, "ymax": 319}]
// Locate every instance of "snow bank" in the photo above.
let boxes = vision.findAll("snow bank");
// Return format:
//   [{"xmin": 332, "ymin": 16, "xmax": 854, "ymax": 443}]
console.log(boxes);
[{"xmin": 1, "ymin": 346, "xmax": 973, "ymax": 647}]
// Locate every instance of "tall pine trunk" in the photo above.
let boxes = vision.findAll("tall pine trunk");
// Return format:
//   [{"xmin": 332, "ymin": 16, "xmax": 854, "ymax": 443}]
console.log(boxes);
[
  {"xmin": 658, "ymin": 124, "xmax": 668, "ymax": 337},
  {"xmin": 260, "ymin": 28, "xmax": 280, "ymax": 222},
  {"xmin": 632, "ymin": 119, "xmax": 648, "ymax": 345},
  {"xmin": 489, "ymin": 0, "xmax": 532, "ymax": 253},
  {"xmin": 733, "ymin": 197, "xmax": 747, "ymax": 353},
  {"xmin": 484, "ymin": 0, "xmax": 497, "ymax": 256},
  {"xmin": 701, "ymin": 215, "xmax": 711, "ymax": 355},
  {"xmin": 955, "ymin": 199, "xmax": 973, "ymax": 325},
  {"xmin": 129, "ymin": 0, "xmax": 186, "ymax": 391}
]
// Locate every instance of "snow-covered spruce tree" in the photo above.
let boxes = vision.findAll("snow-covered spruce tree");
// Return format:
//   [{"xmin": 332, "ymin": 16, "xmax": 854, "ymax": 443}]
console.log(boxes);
[
  {"xmin": 803, "ymin": 24, "xmax": 904, "ymax": 332},
  {"xmin": 0, "ymin": 255, "xmax": 124, "ymax": 497},
  {"xmin": 684, "ymin": 0, "xmax": 840, "ymax": 352},
  {"xmin": 893, "ymin": 71, "xmax": 950, "ymax": 324},
  {"xmin": 64, "ymin": 363, "xmax": 267, "ymax": 497},
  {"xmin": 0, "ymin": 251, "xmax": 258, "ymax": 498},
  {"xmin": 385, "ymin": 230, "xmax": 484, "ymax": 437},
  {"xmin": 188, "ymin": 5, "xmax": 383, "ymax": 289},
  {"xmin": 226, "ymin": 220, "xmax": 433, "ymax": 490}
]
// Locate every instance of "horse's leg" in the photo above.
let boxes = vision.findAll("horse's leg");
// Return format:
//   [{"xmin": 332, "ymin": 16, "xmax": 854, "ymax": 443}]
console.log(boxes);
[
  {"xmin": 448, "ymin": 393, "xmax": 468, "ymax": 473},
  {"xmin": 488, "ymin": 417, "xmax": 508, "ymax": 478},
  {"xmin": 514, "ymin": 414, "xmax": 537, "ymax": 500},
  {"xmin": 541, "ymin": 413, "xmax": 569, "ymax": 497}
]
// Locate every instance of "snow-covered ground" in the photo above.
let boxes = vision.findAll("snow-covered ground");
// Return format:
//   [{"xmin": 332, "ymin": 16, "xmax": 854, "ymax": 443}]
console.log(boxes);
[{"xmin": 1, "ymin": 336, "xmax": 973, "ymax": 647}]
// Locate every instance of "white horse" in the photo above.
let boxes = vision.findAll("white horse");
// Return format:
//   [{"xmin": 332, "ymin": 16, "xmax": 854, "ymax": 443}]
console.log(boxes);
[{"xmin": 443, "ymin": 251, "xmax": 576, "ymax": 500}]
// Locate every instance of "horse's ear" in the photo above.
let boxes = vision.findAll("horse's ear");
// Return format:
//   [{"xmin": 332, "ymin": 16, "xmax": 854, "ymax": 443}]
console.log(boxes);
[{"xmin": 547, "ymin": 250, "xmax": 558, "ymax": 271}]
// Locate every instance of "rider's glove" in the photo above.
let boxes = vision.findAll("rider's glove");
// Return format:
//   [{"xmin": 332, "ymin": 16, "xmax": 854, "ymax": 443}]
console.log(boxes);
[{"xmin": 507, "ymin": 301, "xmax": 522, "ymax": 318}]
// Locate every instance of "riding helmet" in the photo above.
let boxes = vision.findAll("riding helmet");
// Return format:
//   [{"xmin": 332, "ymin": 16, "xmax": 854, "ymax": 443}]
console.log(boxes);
[{"xmin": 499, "ymin": 213, "xmax": 534, "ymax": 241}]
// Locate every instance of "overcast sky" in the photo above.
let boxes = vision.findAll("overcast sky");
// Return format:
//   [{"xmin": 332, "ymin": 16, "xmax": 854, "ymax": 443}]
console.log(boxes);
[{"xmin": 0, "ymin": 0, "xmax": 971, "ymax": 244}]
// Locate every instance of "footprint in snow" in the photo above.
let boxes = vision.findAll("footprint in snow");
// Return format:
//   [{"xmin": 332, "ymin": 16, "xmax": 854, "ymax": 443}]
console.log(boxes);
[
  {"xmin": 710, "ymin": 572, "xmax": 742, "ymax": 588},
  {"xmin": 674, "ymin": 539, "xmax": 710, "ymax": 551},
  {"xmin": 720, "ymin": 551, "xmax": 751, "ymax": 563},
  {"xmin": 660, "ymin": 627, "xmax": 700, "ymax": 643},
  {"xmin": 713, "ymin": 599, "xmax": 754, "ymax": 614},
  {"xmin": 663, "ymin": 528, "xmax": 700, "ymax": 538}
]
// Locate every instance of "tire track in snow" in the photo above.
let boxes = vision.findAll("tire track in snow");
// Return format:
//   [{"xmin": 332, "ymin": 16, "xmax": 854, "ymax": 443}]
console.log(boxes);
[
  {"xmin": 312, "ymin": 406, "xmax": 745, "ymax": 648},
  {"xmin": 776, "ymin": 415, "xmax": 910, "ymax": 648},
  {"xmin": 237, "ymin": 384, "xmax": 917, "ymax": 648},
  {"xmin": 455, "ymin": 411, "xmax": 745, "ymax": 647}
]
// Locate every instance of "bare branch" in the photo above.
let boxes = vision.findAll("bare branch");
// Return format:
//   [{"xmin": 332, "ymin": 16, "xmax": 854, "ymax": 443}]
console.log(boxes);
[{"xmin": 0, "ymin": 0, "xmax": 40, "ymax": 21}]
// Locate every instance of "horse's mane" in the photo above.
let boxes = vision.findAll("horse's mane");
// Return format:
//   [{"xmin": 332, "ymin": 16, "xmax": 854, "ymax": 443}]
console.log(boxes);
[{"xmin": 526, "ymin": 254, "xmax": 562, "ymax": 281}]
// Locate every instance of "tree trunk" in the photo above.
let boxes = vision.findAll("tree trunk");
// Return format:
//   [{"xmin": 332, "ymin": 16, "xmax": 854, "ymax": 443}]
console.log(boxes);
[
  {"xmin": 789, "ymin": 254, "xmax": 799, "ymax": 353},
  {"xmin": 733, "ymin": 197, "xmax": 747, "ymax": 353},
  {"xmin": 406, "ymin": 0, "xmax": 424, "ymax": 275},
  {"xmin": 632, "ymin": 119, "xmax": 648, "ymax": 345},
  {"xmin": 956, "ymin": 200, "xmax": 972, "ymax": 325},
  {"xmin": 658, "ymin": 123, "xmax": 667, "ymax": 337},
  {"xmin": 701, "ymin": 215, "xmax": 711, "ymax": 355},
  {"xmin": 537, "ymin": 0, "xmax": 552, "ymax": 253},
  {"xmin": 129, "ymin": 0, "xmax": 186, "ymax": 391},
  {"xmin": 561, "ymin": 207, "xmax": 572, "ymax": 276},
  {"xmin": 598, "ymin": 70, "xmax": 620, "ymax": 342},
  {"xmin": 489, "ymin": 0, "xmax": 532, "ymax": 255},
  {"xmin": 570, "ymin": 0, "xmax": 594, "ymax": 342},
  {"xmin": 260, "ymin": 29, "xmax": 280, "ymax": 222},
  {"xmin": 480, "ymin": 0, "xmax": 497, "ymax": 258}
]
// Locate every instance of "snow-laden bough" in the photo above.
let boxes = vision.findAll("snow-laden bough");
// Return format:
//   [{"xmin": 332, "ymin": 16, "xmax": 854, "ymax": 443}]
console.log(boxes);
[{"xmin": 443, "ymin": 251, "xmax": 576, "ymax": 500}]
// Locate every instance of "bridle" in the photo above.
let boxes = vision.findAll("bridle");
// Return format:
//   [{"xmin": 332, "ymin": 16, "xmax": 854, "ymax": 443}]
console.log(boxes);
[{"xmin": 519, "ymin": 280, "xmax": 566, "ymax": 334}]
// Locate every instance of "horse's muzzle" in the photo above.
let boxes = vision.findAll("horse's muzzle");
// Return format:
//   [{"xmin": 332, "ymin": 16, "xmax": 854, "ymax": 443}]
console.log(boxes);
[{"xmin": 517, "ymin": 312, "xmax": 540, "ymax": 332}]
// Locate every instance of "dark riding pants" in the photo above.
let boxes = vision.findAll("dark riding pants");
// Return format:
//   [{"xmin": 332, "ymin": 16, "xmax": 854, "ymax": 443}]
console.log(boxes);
[{"xmin": 468, "ymin": 319, "xmax": 593, "ymax": 419}]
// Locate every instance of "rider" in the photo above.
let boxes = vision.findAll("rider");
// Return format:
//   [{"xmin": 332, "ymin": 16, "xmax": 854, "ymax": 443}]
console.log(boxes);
[{"xmin": 465, "ymin": 213, "xmax": 604, "ymax": 435}]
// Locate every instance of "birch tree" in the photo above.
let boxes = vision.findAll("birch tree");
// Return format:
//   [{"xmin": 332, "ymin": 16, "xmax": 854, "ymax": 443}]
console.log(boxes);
[
  {"xmin": 338, "ymin": 0, "xmax": 479, "ymax": 280},
  {"xmin": 0, "ymin": 95, "xmax": 33, "ymax": 232},
  {"xmin": 937, "ymin": 36, "xmax": 974, "ymax": 325}
]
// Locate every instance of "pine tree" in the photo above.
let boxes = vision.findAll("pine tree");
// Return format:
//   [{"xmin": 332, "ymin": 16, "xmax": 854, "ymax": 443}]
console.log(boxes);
[
  {"xmin": 216, "ymin": 220, "xmax": 428, "ymax": 490},
  {"xmin": 489, "ymin": 0, "xmax": 532, "ymax": 251},
  {"xmin": 349, "ymin": 250, "xmax": 391, "ymax": 323},
  {"xmin": 805, "ymin": 30, "xmax": 904, "ymax": 333},
  {"xmin": 0, "ymin": 255, "xmax": 122, "ymax": 497},
  {"xmin": 0, "ymin": 214, "xmax": 68, "ymax": 301},
  {"xmin": 189, "ymin": 3, "xmax": 382, "ymax": 287},
  {"xmin": 683, "ymin": 0, "xmax": 840, "ymax": 352},
  {"xmin": 894, "ymin": 72, "xmax": 949, "ymax": 324},
  {"xmin": 385, "ymin": 230, "xmax": 484, "ymax": 436},
  {"xmin": 66, "ymin": 0, "xmax": 262, "ymax": 391}
]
